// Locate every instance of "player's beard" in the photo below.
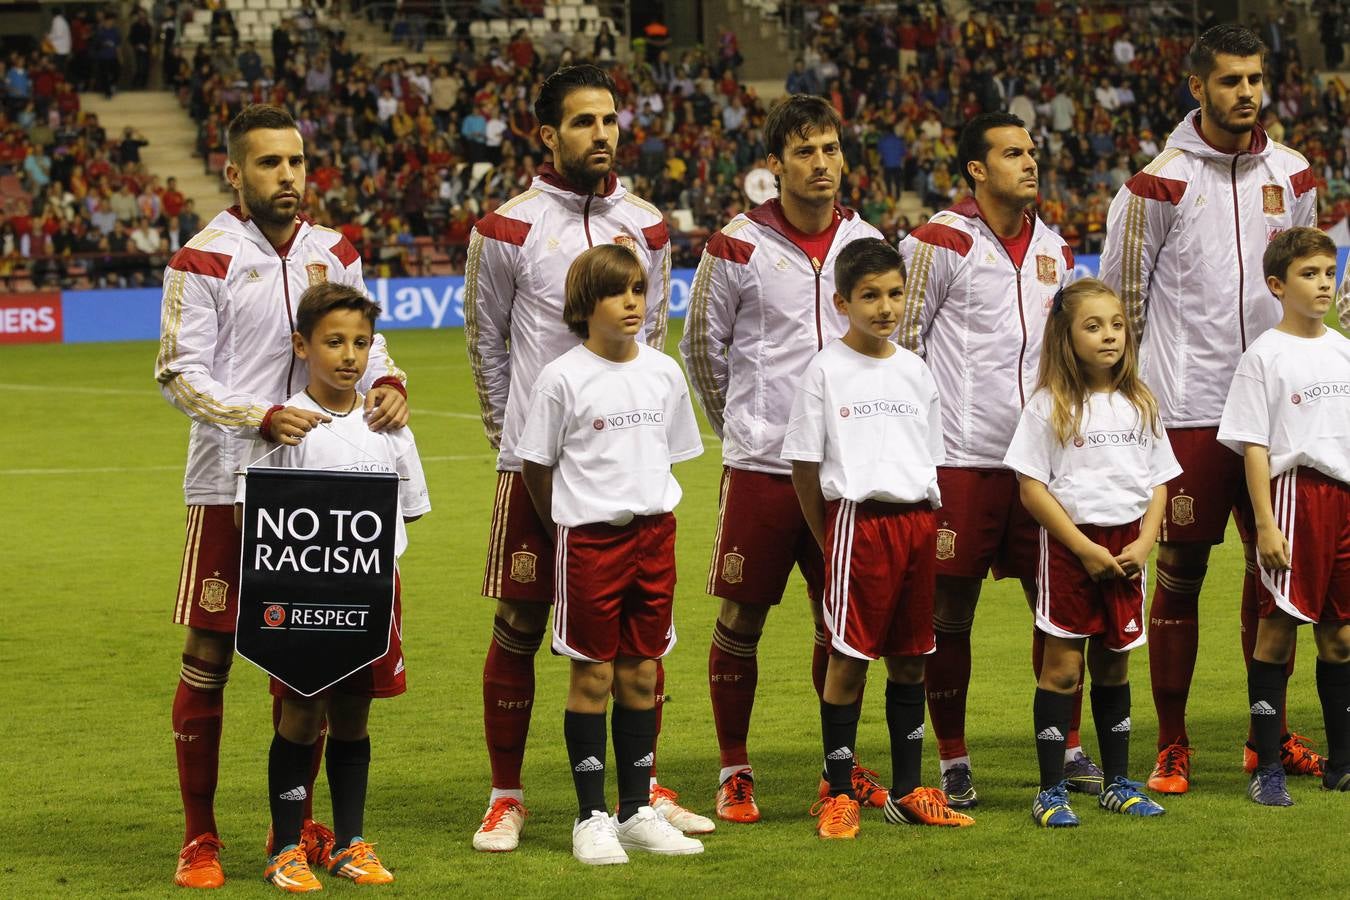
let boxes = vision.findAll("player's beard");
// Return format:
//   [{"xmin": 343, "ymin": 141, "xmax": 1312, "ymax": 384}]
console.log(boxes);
[
  {"xmin": 1202, "ymin": 96, "xmax": 1258, "ymax": 136},
  {"xmin": 556, "ymin": 142, "xmax": 614, "ymax": 194},
  {"xmin": 240, "ymin": 180, "xmax": 300, "ymax": 230}
]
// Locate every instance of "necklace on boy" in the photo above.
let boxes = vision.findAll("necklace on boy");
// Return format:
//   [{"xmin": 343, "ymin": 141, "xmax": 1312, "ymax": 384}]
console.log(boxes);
[{"xmin": 304, "ymin": 389, "xmax": 359, "ymax": 417}]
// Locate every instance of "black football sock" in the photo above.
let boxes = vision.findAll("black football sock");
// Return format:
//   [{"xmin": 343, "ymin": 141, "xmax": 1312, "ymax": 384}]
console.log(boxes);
[
  {"xmin": 1034, "ymin": 687, "xmax": 1074, "ymax": 790},
  {"xmin": 1316, "ymin": 658, "xmax": 1350, "ymax": 772},
  {"xmin": 269, "ymin": 733, "xmax": 314, "ymax": 851},
  {"xmin": 885, "ymin": 679, "xmax": 926, "ymax": 798},
  {"xmin": 564, "ymin": 710, "xmax": 608, "ymax": 821},
  {"xmin": 325, "ymin": 736, "xmax": 370, "ymax": 849},
  {"xmin": 820, "ymin": 699, "xmax": 859, "ymax": 797},
  {"xmin": 612, "ymin": 704, "xmax": 657, "ymax": 823},
  {"xmin": 1089, "ymin": 682, "xmax": 1131, "ymax": 783},
  {"xmin": 1248, "ymin": 659, "xmax": 1288, "ymax": 768}
]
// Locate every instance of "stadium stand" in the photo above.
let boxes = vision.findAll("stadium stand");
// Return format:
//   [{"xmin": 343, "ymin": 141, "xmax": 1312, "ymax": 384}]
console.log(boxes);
[{"xmin": 4, "ymin": 0, "xmax": 1348, "ymax": 287}]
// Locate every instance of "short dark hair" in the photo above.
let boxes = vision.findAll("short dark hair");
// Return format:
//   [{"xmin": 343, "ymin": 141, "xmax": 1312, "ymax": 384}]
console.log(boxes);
[
  {"xmin": 763, "ymin": 94, "xmax": 841, "ymax": 160},
  {"xmin": 563, "ymin": 244, "xmax": 644, "ymax": 340},
  {"xmin": 1262, "ymin": 226, "xmax": 1337, "ymax": 282},
  {"xmin": 1189, "ymin": 24, "xmax": 1266, "ymax": 80},
  {"xmin": 227, "ymin": 104, "xmax": 299, "ymax": 164},
  {"xmin": 957, "ymin": 112, "xmax": 1026, "ymax": 190},
  {"xmin": 295, "ymin": 282, "xmax": 381, "ymax": 339},
  {"xmin": 534, "ymin": 64, "xmax": 618, "ymax": 129},
  {"xmin": 834, "ymin": 238, "xmax": 907, "ymax": 302}
]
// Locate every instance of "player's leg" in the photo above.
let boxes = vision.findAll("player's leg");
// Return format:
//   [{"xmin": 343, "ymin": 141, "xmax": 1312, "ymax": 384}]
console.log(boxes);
[
  {"xmin": 1248, "ymin": 613, "xmax": 1299, "ymax": 805},
  {"xmin": 1313, "ymin": 622, "xmax": 1350, "ymax": 792},
  {"xmin": 1032, "ymin": 634, "xmax": 1084, "ymax": 827},
  {"xmin": 322, "ymin": 695, "xmax": 391, "ymax": 885},
  {"xmin": 881, "ymin": 652, "xmax": 975, "ymax": 828},
  {"xmin": 812, "ymin": 653, "xmax": 867, "ymax": 840},
  {"xmin": 266, "ymin": 697, "xmax": 334, "ymax": 867},
  {"xmin": 266, "ymin": 697, "xmax": 328, "ymax": 893},
  {"xmin": 1027, "ymin": 577, "xmax": 1097, "ymax": 792},
  {"xmin": 928, "ymin": 574, "xmax": 980, "ymax": 802},
  {"xmin": 567, "ymin": 660, "xmax": 627, "ymax": 865}
]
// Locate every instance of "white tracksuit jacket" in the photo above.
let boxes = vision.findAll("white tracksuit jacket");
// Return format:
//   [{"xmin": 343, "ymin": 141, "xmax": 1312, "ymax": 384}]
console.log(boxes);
[
  {"xmin": 680, "ymin": 199, "xmax": 883, "ymax": 475},
  {"xmin": 898, "ymin": 198, "xmax": 1074, "ymax": 468},
  {"xmin": 1100, "ymin": 112, "xmax": 1318, "ymax": 428},
  {"xmin": 155, "ymin": 208, "xmax": 403, "ymax": 505},
  {"xmin": 463, "ymin": 164, "xmax": 672, "ymax": 472}
]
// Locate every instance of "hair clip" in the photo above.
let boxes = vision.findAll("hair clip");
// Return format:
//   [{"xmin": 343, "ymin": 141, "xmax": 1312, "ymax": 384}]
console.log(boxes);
[{"xmin": 1051, "ymin": 287, "xmax": 1066, "ymax": 314}]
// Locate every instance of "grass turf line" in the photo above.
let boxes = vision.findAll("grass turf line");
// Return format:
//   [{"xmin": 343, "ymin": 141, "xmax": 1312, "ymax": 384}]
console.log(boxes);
[{"xmin": 0, "ymin": 323, "xmax": 1340, "ymax": 898}]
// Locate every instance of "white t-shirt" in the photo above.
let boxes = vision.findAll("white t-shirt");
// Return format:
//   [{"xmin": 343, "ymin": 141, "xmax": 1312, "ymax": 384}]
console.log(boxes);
[
  {"xmin": 515, "ymin": 344, "xmax": 703, "ymax": 527},
  {"xmin": 237, "ymin": 391, "xmax": 431, "ymax": 558},
  {"xmin": 1217, "ymin": 328, "xmax": 1350, "ymax": 483},
  {"xmin": 1004, "ymin": 389, "xmax": 1182, "ymax": 526},
  {"xmin": 780, "ymin": 340, "xmax": 945, "ymax": 506}
]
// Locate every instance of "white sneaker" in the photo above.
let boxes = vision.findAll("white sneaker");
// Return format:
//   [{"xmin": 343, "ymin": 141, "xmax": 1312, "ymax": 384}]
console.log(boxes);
[
  {"xmin": 650, "ymin": 785, "xmax": 716, "ymax": 834},
  {"xmin": 615, "ymin": 805, "xmax": 705, "ymax": 856},
  {"xmin": 572, "ymin": 811, "xmax": 628, "ymax": 866},
  {"xmin": 472, "ymin": 797, "xmax": 528, "ymax": 852}
]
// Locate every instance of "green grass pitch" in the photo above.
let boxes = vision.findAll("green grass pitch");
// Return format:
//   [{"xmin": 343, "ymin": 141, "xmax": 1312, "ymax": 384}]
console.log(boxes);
[{"xmin": 0, "ymin": 321, "xmax": 1340, "ymax": 898}]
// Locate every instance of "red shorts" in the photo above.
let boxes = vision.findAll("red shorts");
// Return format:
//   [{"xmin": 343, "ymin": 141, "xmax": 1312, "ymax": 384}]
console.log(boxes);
[
  {"xmin": 1257, "ymin": 468, "xmax": 1350, "ymax": 624},
  {"xmin": 1035, "ymin": 523, "xmax": 1148, "ymax": 652},
  {"xmin": 271, "ymin": 573, "xmax": 407, "ymax": 700},
  {"xmin": 933, "ymin": 467, "xmax": 1038, "ymax": 581},
  {"xmin": 172, "ymin": 505, "xmax": 241, "ymax": 633},
  {"xmin": 482, "ymin": 470, "xmax": 555, "ymax": 603},
  {"xmin": 823, "ymin": 499, "xmax": 936, "ymax": 660},
  {"xmin": 705, "ymin": 467, "xmax": 824, "ymax": 606},
  {"xmin": 1159, "ymin": 426, "xmax": 1255, "ymax": 545},
  {"xmin": 552, "ymin": 514, "xmax": 678, "ymax": 663}
]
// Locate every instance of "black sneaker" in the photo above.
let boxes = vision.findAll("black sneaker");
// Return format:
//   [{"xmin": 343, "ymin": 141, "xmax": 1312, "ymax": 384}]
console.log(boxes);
[{"xmin": 941, "ymin": 763, "xmax": 978, "ymax": 809}]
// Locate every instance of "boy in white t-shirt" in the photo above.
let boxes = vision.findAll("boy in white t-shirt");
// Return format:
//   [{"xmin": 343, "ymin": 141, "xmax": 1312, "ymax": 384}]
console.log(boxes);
[
  {"xmin": 515, "ymin": 245, "xmax": 704, "ymax": 866},
  {"xmin": 782, "ymin": 239, "xmax": 974, "ymax": 838},
  {"xmin": 1218, "ymin": 227, "xmax": 1350, "ymax": 804},
  {"xmin": 235, "ymin": 283, "xmax": 431, "ymax": 891}
]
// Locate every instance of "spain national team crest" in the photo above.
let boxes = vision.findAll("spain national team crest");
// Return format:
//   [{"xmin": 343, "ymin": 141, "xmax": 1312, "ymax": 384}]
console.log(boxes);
[
  {"xmin": 614, "ymin": 233, "xmax": 638, "ymax": 255},
  {"xmin": 306, "ymin": 262, "xmax": 329, "ymax": 286},
  {"xmin": 722, "ymin": 552, "xmax": 745, "ymax": 585},
  {"xmin": 1262, "ymin": 184, "xmax": 1285, "ymax": 216},
  {"xmin": 936, "ymin": 528, "xmax": 956, "ymax": 561},
  {"xmin": 199, "ymin": 577, "xmax": 229, "ymax": 613},
  {"xmin": 1170, "ymin": 493, "xmax": 1195, "ymax": 526},
  {"xmin": 510, "ymin": 551, "xmax": 537, "ymax": 584},
  {"xmin": 1035, "ymin": 254, "xmax": 1057, "ymax": 285}
]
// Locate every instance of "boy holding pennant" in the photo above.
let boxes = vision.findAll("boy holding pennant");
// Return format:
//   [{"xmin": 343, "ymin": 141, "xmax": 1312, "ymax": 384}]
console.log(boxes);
[{"xmin": 236, "ymin": 283, "xmax": 430, "ymax": 892}]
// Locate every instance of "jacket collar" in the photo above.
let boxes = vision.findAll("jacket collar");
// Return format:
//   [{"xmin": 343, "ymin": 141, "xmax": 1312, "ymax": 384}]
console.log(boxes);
[
  {"xmin": 534, "ymin": 161, "xmax": 619, "ymax": 198},
  {"xmin": 745, "ymin": 197, "xmax": 855, "ymax": 240},
  {"xmin": 1168, "ymin": 110, "xmax": 1269, "ymax": 159}
]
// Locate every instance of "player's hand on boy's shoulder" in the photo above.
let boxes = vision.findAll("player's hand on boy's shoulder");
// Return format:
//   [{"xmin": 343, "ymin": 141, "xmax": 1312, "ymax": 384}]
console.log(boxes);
[
  {"xmin": 267, "ymin": 407, "xmax": 331, "ymax": 445},
  {"xmin": 1255, "ymin": 524, "xmax": 1291, "ymax": 571},
  {"xmin": 365, "ymin": 385, "xmax": 409, "ymax": 432}
]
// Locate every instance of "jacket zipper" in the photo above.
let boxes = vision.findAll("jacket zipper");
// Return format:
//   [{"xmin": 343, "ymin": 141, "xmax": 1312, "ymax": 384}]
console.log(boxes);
[
  {"xmin": 985, "ymin": 215, "xmax": 1034, "ymax": 406},
  {"xmin": 1230, "ymin": 155, "xmax": 1246, "ymax": 350},
  {"xmin": 811, "ymin": 256, "xmax": 823, "ymax": 349},
  {"xmin": 583, "ymin": 194, "xmax": 594, "ymax": 246}
]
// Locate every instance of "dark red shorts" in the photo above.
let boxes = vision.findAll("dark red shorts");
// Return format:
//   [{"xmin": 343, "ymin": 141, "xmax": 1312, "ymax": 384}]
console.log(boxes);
[
  {"xmin": 270, "ymin": 574, "xmax": 407, "ymax": 700},
  {"xmin": 705, "ymin": 467, "xmax": 824, "ymax": 606},
  {"xmin": 1159, "ymin": 426, "xmax": 1254, "ymax": 545},
  {"xmin": 173, "ymin": 505, "xmax": 241, "ymax": 633},
  {"xmin": 823, "ymin": 499, "xmax": 936, "ymax": 660},
  {"xmin": 1257, "ymin": 468, "xmax": 1350, "ymax": 624},
  {"xmin": 933, "ymin": 467, "xmax": 1038, "ymax": 581},
  {"xmin": 1034, "ymin": 522, "xmax": 1148, "ymax": 652},
  {"xmin": 481, "ymin": 470, "xmax": 555, "ymax": 604},
  {"xmin": 552, "ymin": 514, "xmax": 678, "ymax": 662}
]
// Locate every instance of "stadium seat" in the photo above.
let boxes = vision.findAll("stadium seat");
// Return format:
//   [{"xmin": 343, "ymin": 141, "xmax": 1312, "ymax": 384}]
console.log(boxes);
[
  {"xmin": 268, "ymin": 0, "xmax": 289, "ymax": 10},
  {"xmin": 469, "ymin": 20, "xmax": 488, "ymax": 38},
  {"xmin": 237, "ymin": 10, "xmax": 258, "ymax": 27},
  {"xmin": 182, "ymin": 22, "xmax": 206, "ymax": 44},
  {"xmin": 558, "ymin": 8, "xmax": 579, "ymax": 25},
  {"xmin": 580, "ymin": 4, "xmax": 599, "ymax": 19},
  {"xmin": 245, "ymin": 0, "xmax": 267, "ymax": 8},
  {"xmin": 670, "ymin": 208, "xmax": 696, "ymax": 232},
  {"xmin": 489, "ymin": 19, "xmax": 509, "ymax": 38}
]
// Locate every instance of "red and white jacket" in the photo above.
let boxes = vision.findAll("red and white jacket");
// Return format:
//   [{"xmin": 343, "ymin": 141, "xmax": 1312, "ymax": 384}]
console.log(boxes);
[
  {"xmin": 464, "ymin": 164, "xmax": 672, "ymax": 472},
  {"xmin": 1100, "ymin": 113, "xmax": 1317, "ymax": 428},
  {"xmin": 679, "ymin": 200, "xmax": 882, "ymax": 475},
  {"xmin": 898, "ymin": 198, "xmax": 1073, "ymax": 468},
  {"xmin": 155, "ymin": 208, "xmax": 404, "ymax": 505}
]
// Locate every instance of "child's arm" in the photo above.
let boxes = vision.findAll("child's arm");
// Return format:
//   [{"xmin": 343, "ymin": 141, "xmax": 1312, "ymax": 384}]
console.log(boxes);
[
  {"xmin": 1114, "ymin": 484, "xmax": 1166, "ymax": 578},
  {"xmin": 1242, "ymin": 442, "xmax": 1290, "ymax": 570},
  {"xmin": 520, "ymin": 461, "xmax": 555, "ymax": 535},
  {"xmin": 1018, "ymin": 475, "xmax": 1126, "ymax": 581},
  {"xmin": 790, "ymin": 461, "xmax": 827, "ymax": 552}
]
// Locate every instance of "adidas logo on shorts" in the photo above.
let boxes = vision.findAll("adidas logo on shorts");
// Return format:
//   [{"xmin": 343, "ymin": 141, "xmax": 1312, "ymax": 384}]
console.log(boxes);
[
  {"xmin": 1123, "ymin": 618, "xmax": 1140, "ymax": 634},
  {"xmin": 574, "ymin": 756, "xmax": 604, "ymax": 772},
  {"xmin": 1250, "ymin": 701, "xmax": 1277, "ymax": 716},
  {"xmin": 906, "ymin": 725, "xmax": 925, "ymax": 740},
  {"xmin": 279, "ymin": 785, "xmax": 307, "ymax": 802},
  {"xmin": 1037, "ymin": 727, "xmax": 1065, "ymax": 742},
  {"xmin": 634, "ymin": 752, "xmax": 654, "ymax": 767},
  {"xmin": 1111, "ymin": 717, "xmax": 1132, "ymax": 733},
  {"xmin": 826, "ymin": 746, "xmax": 853, "ymax": 760}
]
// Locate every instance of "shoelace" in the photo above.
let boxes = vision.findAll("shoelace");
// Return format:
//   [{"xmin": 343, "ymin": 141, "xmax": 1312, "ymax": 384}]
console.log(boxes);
[
  {"xmin": 650, "ymin": 785, "xmax": 680, "ymax": 803},
  {"xmin": 481, "ymin": 798, "xmax": 527, "ymax": 830},
  {"xmin": 1156, "ymin": 745, "xmax": 1190, "ymax": 775},
  {"xmin": 182, "ymin": 837, "xmax": 222, "ymax": 868},
  {"xmin": 810, "ymin": 796, "xmax": 858, "ymax": 829},
  {"xmin": 1284, "ymin": 733, "xmax": 1321, "ymax": 764},
  {"xmin": 852, "ymin": 765, "xmax": 886, "ymax": 794},
  {"xmin": 274, "ymin": 847, "xmax": 311, "ymax": 876},
  {"xmin": 724, "ymin": 774, "xmax": 753, "ymax": 803},
  {"xmin": 339, "ymin": 840, "xmax": 380, "ymax": 869}
]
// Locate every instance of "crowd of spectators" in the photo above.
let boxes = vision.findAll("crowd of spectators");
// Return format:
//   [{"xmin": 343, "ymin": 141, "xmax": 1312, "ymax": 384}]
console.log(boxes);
[{"xmin": 4, "ymin": 1, "xmax": 1349, "ymax": 288}]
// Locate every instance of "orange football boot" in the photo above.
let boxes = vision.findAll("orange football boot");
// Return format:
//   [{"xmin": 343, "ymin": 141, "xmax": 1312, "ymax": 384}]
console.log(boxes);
[
  {"xmin": 817, "ymin": 762, "xmax": 889, "ymax": 808},
  {"xmin": 263, "ymin": 846, "xmax": 322, "ymax": 893},
  {"xmin": 1147, "ymin": 743, "xmax": 1193, "ymax": 794},
  {"xmin": 715, "ymin": 769, "xmax": 760, "ymax": 823},
  {"xmin": 266, "ymin": 819, "xmax": 336, "ymax": 868},
  {"xmin": 883, "ymin": 787, "xmax": 975, "ymax": 826},
  {"xmin": 810, "ymin": 794, "xmax": 861, "ymax": 839},
  {"xmin": 1243, "ymin": 733, "xmax": 1326, "ymax": 776},
  {"xmin": 174, "ymin": 833, "xmax": 225, "ymax": 889},
  {"xmin": 328, "ymin": 839, "xmax": 394, "ymax": 885}
]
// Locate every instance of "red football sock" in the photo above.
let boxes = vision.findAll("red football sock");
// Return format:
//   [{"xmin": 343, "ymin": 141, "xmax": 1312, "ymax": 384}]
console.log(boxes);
[
  {"xmin": 1150, "ymin": 560, "xmax": 1204, "ymax": 749},
  {"xmin": 174, "ymin": 653, "xmax": 229, "ymax": 844},
  {"xmin": 926, "ymin": 626, "xmax": 971, "ymax": 761},
  {"xmin": 709, "ymin": 621, "xmax": 759, "ymax": 769},
  {"xmin": 482, "ymin": 616, "xmax": 544, "ymax": 791},
  {"xmin": 811, "ymin": 626, "xmax": 829, "ymax": 702},
  {"xmin": 272, "ymin": 696, "xmax": 327, "ymax": 820},
  {"xmin": 1032, "ymin": 629, "xmax": 1085, "ymax": 750},
  {"xmin": 1241, "ymin": 559, "xmax": 1295, "ymax": 738}
]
